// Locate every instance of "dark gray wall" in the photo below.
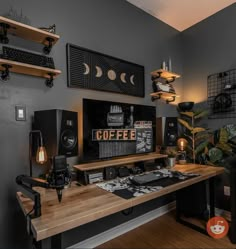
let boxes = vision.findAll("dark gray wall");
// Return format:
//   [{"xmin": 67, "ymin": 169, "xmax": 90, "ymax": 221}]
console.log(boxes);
[
  {"xmin": 181, "ymin": 3, "xmax": 236, "ymax": 130},
  {"xmin": 181, "ymin": 3, "xmax": 236, "ymax": 211},
  {"xmin": 0, "ymin": 0, "xmax": 183, "ymax": 248}
]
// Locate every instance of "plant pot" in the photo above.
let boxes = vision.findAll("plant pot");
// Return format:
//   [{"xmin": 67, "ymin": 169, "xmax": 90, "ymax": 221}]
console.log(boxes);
[{"xmin": 167, "ymin": 157, "xmax": 176, "ymax": 168}]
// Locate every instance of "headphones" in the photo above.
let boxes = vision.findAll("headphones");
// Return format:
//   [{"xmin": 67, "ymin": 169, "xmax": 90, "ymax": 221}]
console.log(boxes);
[{"xmin": 213, "ymin": 93, "xmax": 232, "ymax": 111}]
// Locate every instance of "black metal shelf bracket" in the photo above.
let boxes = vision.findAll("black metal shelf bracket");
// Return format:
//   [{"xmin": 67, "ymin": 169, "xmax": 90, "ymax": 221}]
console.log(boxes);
[
  {"xmin": 45, "ymin": 73, "xmax": 55, "ymax": 88},
  {"xmin": 43, "ymin": 37, "xmax": 54, "ymax": 54},
  {"xmin": 151, "ymin": 72, "xmax": 162, "ymax": 81},
  {"xmin": 1, "ymin": 64, "xmax": 12, "ymax": 81},
  {"xmin": 151, "ymin": 93, "xmax": 162, "ymax": 102},
  {"xmin": 166, "ymin": 96, "xmax": 176, "ymax": 104},
  {"xmin": 0, "ymin": 22, "xmax": 10, "ymax": 44},
  {"xmin": 166, "ymin": 76, "xmax": 176, "ymax": 84}
]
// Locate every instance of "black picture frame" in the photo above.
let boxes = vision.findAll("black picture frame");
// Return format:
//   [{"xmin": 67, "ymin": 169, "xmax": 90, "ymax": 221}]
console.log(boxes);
[{"xmin": 66, "ymin": 43, "xmax": 145, "ymax": 97}]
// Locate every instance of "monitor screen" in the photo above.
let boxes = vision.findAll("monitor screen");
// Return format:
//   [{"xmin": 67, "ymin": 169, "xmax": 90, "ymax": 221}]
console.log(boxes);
[{"xmin": 82, "ymin": 98, "xmax": 156, "ymax": 162}]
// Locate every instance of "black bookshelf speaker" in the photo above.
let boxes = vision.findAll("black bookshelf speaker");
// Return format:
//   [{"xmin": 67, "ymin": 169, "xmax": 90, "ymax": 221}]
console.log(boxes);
[
  {"xmin": 34, "ymin": 109, "xmax": 78, "ymax": 157},
  {"xmin": 156, "ymin": 117, "xmax": 178, "ymax": 146}
]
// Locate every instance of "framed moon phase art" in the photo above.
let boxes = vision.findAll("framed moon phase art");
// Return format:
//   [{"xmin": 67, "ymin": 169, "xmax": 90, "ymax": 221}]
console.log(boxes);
[{"xmin": 66, "ymin": 43, "xmax": 144, "ymax": 97}]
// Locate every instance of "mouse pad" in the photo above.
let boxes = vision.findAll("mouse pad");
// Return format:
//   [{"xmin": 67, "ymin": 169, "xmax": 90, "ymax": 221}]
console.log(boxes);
[{"xmin": 96, "ymin": 169, "xmax": 199, "ymax": 199}]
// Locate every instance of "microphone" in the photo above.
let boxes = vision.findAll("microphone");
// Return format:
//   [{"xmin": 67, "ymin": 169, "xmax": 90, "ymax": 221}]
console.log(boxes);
[
  {"xmin": 47, "ymin": 155, "xmax": 71, "ymax": 202},
  {"xmin": 16, "ymin": 155, "xmax": 71, "ymax": 218}
]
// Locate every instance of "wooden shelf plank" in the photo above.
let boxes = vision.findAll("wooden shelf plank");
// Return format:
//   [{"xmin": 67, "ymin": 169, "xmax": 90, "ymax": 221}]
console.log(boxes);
[
  {"xmin": 0, "ymin": 58, "xmax": 61, "ymax": 79},
  {"xmin": 0, "ymin": 16, "xmax": 59, "ymax": 46},
  {"xmin": 150, "ymin": 91, "xmax": 180, "ymax": 98},
  {"xmin": 151, "ymin": 69, "xmax": 181, "ymax": 80},
  {"xmin": 73, "ymin": 153, "xmax": 167, "ymax": 171}
]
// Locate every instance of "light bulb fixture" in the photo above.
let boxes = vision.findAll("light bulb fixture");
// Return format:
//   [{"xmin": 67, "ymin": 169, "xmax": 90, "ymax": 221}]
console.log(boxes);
[
  {"xmin": 36, "ymin": 146, "xmax": 47, "ymax": 164},
  {"xmin": 29, "ymin": 130, "xmax": 47, "ymax": 177},
  {"xmin": 177, "ymin": 138, "xmax": 188, "ymax": 164},
  {"xmin": 177, "ymin": 138, "xmax": 188, "ymax": 151}
]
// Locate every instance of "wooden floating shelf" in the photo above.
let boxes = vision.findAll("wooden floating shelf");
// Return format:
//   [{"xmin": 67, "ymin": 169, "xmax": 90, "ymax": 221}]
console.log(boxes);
[
  {"xmin": 150, "ymin": 91, "xmax": 180, "ymax": 103},
  {"xmin": 150, "ymin": 91, "xmax": 179, "ymax": 98},
  {"xmin": 0, "ymin": 59, "xmax": 61, "ymax": 79},
  {"xmin": 151, "ymin": 69, "xmax": 181, "ymax": 80},
  {"xmin": 74, "ymin": 153, "xmax": 167, "ymax": 171},
  {"xmin": 0, "ymin": 16, "xmax": 59, "ymax": 46}
]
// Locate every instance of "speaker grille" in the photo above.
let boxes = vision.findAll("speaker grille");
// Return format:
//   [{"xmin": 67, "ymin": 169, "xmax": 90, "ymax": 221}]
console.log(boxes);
[
  {"xmin": 156, "ymin": 117, "xmax": 178, "ymax": 147},
  {"xmin": 34, "ymin": 110, "xmax": 78, "ymax": 158}
]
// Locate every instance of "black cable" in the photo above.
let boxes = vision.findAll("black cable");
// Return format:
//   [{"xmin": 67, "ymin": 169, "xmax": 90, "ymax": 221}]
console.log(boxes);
[{"xmin": 26, "ymin": 207, "xmax": 34, "ymax": 218}]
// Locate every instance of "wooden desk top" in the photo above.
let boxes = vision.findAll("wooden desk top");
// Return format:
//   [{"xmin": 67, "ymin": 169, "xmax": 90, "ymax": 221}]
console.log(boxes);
[{"xmin": 16, "ymin": 164, "xmax": 224, "ymax": 241}]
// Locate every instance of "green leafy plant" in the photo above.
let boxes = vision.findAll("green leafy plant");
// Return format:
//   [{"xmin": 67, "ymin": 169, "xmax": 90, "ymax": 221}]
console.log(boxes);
[
  {"xmin": 178, "ymin": 110, "xmax": 210, "ymax": 163},
  {"xmin": 166, "ymin": 148, "xmax": 177, "ymax": 158},
  {"xmin": 204, "ymin": 126, "xmax": 236, "ymax": 170}
]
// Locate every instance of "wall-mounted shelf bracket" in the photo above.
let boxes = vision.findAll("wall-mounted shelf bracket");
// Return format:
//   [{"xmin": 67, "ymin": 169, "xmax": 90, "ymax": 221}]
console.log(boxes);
[
  {"xmin": 165, "ymin": 77, "xmax": 176, "ymax": 84},
  {"xmin": 45, "ymin": 73, "xmax": 55, "ymax": 88},
  {"xmin": 0, "ymin": 22, "xmax": 10, "ymax": 44},
  {"xmin": 151, "ymin": 93, "xmax": 162, "ymax": 102},
  {"xmin": 1, "ymin": 64, "xmax": 12, "ymax": 81},
  {"xmin": 43, "ymin": 37, "xmax": 55, "ymax": 54},
  {"xmin": 151, "ymin": 72, "xmax": 162, "ymax": 81},
  {"xmin": 166, "ymin": 96, "xmax": 176, "ymax": 103},
  {"xmin": 150, "ymin": 91, "xmax": 179, "ymax": 104},
  {"xmin": 151, "ymin": 69, "xmax": 180, "ymax": 82}
]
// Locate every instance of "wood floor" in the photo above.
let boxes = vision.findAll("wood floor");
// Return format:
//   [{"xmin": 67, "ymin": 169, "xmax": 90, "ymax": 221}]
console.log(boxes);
[{"xmin": 97, "ymin": 212, "xmax": 235, "ymax": 248}]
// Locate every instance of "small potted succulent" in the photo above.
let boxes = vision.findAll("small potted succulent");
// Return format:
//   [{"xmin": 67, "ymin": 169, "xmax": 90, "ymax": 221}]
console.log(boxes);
[{"xmin": 166, "ymin": 148, "xmax": 177, "ymax": 167}]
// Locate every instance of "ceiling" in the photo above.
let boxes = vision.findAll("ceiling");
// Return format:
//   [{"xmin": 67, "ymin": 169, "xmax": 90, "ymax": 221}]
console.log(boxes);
[{"xmin": 126, "ymin": 0, "xmax": 236, "ymax": 31}]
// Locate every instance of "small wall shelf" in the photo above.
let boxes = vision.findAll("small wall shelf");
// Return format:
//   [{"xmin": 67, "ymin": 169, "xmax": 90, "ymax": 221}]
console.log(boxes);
[
  {"xmin": 0, "ymin": 16, "xmax": 59, "ymax": 54},
  {"xmin": 150, "ymin": 91, "xmax": 179, "ymax": 103},
  {"xmin": 0, "ymin": 16, "xmax": 61, "ymax": 86},
  {"xmin": 150, "ymin": 68, "xmax": 181, "ymax": 103},
  {"xmin": 151, "ymin": 69, "xmax": 180, "ymax": 83},
  {"xmin": 0, "ymin": 59, "xmax": 61, "ymax": 87}
]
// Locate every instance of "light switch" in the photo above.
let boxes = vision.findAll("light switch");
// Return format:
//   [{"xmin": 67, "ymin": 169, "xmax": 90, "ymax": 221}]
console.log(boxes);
[{"xmin": 15, "ymin": 105, "xmax": 26, "ymax": 121}]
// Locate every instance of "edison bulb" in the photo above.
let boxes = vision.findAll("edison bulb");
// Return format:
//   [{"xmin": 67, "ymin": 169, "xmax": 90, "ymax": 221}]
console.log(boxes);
[{"xmin": 36, "ymin": 146, "xmax": 47, "ymax": 164}]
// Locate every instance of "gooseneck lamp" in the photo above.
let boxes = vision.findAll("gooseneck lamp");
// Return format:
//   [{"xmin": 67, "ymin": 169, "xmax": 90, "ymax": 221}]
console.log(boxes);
[{"xmin": 29, "ymin": 130, "xmax": 47, "ymax": 177}]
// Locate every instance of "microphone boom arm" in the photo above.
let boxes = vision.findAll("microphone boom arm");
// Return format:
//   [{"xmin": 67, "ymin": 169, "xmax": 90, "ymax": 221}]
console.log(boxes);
[
  {"xmin": 16, "ymin": 175, "xmax": 49, "ymax": 218},
  {"xmin": 16, "ymin": 174, "xmax": 66, "ymax": 218}
]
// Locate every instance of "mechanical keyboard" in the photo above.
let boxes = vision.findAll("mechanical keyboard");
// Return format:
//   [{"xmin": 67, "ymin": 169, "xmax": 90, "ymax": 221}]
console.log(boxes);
[{"xmin": 0, "ymin": 46, "xmax": 55, "ymax": 69}]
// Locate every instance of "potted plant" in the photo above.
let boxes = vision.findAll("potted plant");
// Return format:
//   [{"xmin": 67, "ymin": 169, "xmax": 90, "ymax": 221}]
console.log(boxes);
[
  {"xmin": 166, "ymin": 148, "xmax": 177, "ymax": 167},
  {"xmin": 178, "ymin": 109, "xmax": 210, "ymax": 164}
]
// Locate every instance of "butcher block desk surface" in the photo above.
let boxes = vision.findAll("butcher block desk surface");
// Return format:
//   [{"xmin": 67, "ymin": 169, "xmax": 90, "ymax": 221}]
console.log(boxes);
[{"xmin": 16, "ymin": 164, "xmax": 224, "ymax": 243}]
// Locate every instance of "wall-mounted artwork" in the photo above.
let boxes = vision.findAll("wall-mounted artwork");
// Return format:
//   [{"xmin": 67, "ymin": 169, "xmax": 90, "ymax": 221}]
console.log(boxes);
[
  {"xmin": 66, "ymin": 43, "xmax": 144, "ymax": 97},
  {"xmin": 208, "ymin": 68, "xmax": 236, "ymax": 119}
]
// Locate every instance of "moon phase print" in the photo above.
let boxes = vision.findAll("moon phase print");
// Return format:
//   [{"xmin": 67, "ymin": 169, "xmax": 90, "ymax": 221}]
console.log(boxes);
[{"xmin": 66, "ymin": 43, "xmax": 144, "ymax": 97}]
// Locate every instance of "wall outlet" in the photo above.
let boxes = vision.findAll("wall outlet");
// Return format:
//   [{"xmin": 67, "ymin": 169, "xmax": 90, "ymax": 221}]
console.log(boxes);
[{"xmin": 224, "ymin": 186, "xmax": 230, "ymax": 196}]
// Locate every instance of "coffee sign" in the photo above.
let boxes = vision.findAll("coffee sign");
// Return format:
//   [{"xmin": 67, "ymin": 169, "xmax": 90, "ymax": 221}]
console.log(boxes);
[{"xmin": 92, "ymin": 129, "xmax": 136, "ymax": 141}]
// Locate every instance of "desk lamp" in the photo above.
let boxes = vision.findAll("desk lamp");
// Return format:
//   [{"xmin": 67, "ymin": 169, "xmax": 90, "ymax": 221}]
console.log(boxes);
[
  {"xmin": 29, "ymin": 130, "xmax": 47, "ymax": 177},
  {"xmin": 177, "ymin": 138, "xmax": 188, "ymax": 164}
]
